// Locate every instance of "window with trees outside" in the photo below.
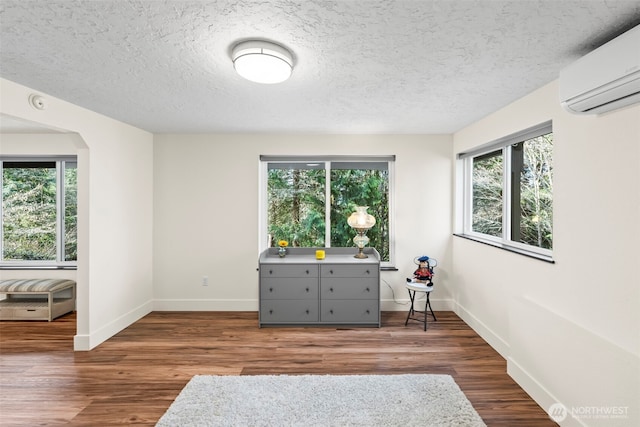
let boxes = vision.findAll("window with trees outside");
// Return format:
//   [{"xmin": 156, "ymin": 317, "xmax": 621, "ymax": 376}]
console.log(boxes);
[
  {"xmin": 0, "ymin": 158, "xmax": 77, "ymax": 265},
  {"xmin": 459, "ymin": 122, "xmax": 553, "ymax": 260},
  {"xmin": 261, "ymin": 156, "xmax": 394, "ymax": 266}
]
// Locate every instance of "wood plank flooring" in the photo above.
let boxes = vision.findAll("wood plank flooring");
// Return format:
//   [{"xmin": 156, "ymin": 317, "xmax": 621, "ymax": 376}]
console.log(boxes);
[{"xmin": 0, "ymin": 311, "xmax": 557, "ymax": 426}]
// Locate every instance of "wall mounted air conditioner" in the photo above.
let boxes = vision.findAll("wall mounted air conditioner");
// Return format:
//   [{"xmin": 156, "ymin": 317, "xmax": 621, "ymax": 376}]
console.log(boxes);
[{"xmin": 559, "ymin": 25, "xmax": 640, "ymax": 115}]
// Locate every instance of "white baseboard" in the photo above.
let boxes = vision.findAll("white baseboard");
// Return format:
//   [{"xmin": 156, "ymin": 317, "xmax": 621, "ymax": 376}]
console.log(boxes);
[
  {"xmin": 380, "ymin": 297, "xmax": 454, "ymax": 312},
  {"xmin": 73, "ymin": 300, "xmax": 153, "ymax": 351},
  {"xmin": 453, "ymin": 301, "xmax": 510, "ymax": 359},
  {"xmin": 507, "ymin": 358, "xmax": 587, "ymax": 427},
  {"xmin": 153, "ymin": 299, "xmax": 259, "ymax": 311},
  {"xmin": 73, "ymin": 334, "xmax": 90, "ymax": 351},
  {"xmin": 154, "ymin": 298, "xmax": 454, "ymax": 313},
  {"xmin": 507, "ymin": 296, "xmax": 640, "ymax": 427}
]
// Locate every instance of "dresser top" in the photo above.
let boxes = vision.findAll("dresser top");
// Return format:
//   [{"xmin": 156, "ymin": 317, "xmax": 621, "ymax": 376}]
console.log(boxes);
[{"xmin": 259, "ymin": 247, "xmax": 380, "ymax": 265}]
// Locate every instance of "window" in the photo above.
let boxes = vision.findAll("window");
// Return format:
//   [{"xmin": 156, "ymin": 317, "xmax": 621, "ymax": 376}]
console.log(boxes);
[
  {"xmin": 1, "ymin": 158, "xmax": 77, "ymax": 265},
  {"xmin": 472, "ymin": 150, "xmax": 503, "ymax": 238},
  {"xmin": 261, "ymin": 156, "xmax": 394, "ymax": 265},
  {"xmin": 459, "ymin": 122, "xmax": 553, "ymax": 259}
]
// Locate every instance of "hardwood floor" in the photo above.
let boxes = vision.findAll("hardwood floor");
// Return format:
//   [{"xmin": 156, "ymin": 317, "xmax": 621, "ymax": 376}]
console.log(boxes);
[{"xmin": 0, "ymin": 311, "xmax": 557, "ymax": 426}]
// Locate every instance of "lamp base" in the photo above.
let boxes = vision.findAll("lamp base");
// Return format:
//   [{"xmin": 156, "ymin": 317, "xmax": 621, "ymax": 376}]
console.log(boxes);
[
  {"xmin": 354, "ymin": 247, "xmax": 368, "ymax": 259},
  {"xmin": 352, "ymin": 229, "xmax": 370, "ymax": 259}
]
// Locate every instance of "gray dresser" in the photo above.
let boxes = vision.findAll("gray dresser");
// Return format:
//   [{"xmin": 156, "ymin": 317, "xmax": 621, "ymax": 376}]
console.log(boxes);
[{"xmin": 259, "ymin": 247, "xmax": 380, "ymax": 327}]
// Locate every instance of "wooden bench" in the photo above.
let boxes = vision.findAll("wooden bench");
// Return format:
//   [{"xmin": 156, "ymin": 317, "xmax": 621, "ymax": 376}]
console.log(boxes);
[{"xmin": 0, "ymin": 279, "xmax": 76, "ymax": 321}]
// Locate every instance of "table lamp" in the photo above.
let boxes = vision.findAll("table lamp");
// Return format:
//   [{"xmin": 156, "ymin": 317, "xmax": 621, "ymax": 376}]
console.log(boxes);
[{"xmin": 347, "ymin": 206, "xmax": 376, "ymax": 259}]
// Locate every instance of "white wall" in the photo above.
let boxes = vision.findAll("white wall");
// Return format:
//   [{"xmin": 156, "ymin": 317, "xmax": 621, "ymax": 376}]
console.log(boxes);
[
  {"xmin": 152, "ymin": 134, "xmax": 454, "ymax": 312},
  {"xmin": 0, "ymin": 78, "xmax": 154, "ymax": 350},
  {"xmin": 452, "ymin": 81, "xmax": 640, "ymax": 426}
]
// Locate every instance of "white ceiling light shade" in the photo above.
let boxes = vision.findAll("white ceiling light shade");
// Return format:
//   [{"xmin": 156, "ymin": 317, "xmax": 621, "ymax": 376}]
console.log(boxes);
[{"xmin": 232, "ymin": 40, "xmax": 293, "ymax": 84}]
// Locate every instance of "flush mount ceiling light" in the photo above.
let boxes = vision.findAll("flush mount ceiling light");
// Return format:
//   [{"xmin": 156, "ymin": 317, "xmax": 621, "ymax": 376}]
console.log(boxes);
[{"xmin": 232, "ymin": 40, "xmax": 293, "ymax": 84}]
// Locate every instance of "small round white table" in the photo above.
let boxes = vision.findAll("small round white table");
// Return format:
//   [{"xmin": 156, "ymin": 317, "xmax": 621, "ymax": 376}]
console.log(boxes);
[{"xmin": 405, "ymin": 282, "xmax": 437, "ymax": 331}]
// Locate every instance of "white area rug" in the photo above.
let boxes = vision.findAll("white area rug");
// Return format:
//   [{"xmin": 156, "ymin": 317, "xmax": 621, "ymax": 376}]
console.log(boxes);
[{"xmin": 156, "ymin": 374, "xmax": 487, "ymax": 426}]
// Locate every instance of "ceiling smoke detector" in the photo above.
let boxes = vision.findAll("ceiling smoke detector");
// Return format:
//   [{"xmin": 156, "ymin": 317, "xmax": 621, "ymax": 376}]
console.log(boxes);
[{"xmin": 28, "ymin": 94, "xmax": 46, "ymax": 110}]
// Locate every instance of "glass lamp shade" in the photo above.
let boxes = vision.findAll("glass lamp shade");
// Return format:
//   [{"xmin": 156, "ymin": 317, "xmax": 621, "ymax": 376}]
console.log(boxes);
[
  {"xmin": 347, "ymin": 206, "xmax": 376, "ymax": 231},
  {"xmin": 232, "ymin": 41, "xmax": 293, "ymax": 84}
]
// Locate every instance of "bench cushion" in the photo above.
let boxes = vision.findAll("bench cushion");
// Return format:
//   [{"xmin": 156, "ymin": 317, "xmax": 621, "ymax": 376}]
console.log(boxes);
[{"xmin": 0, "ymin": 279, "xmax": 76, "ymax": 293}]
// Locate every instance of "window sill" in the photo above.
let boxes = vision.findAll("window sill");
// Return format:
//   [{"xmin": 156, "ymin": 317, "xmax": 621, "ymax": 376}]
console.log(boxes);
[
  {"xmin": 453, "ymin": 234, "xmax": 554, "ymax": 264},
  {"xmin": 0, "ymin": 264, "xmax": 77, "ymax": 270}
]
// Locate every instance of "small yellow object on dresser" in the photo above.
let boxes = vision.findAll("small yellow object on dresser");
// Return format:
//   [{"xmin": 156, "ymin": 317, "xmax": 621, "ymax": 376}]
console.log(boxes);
[{"xmin": 315, "ymin": 250, "xmax": 325, "ymax": 260}]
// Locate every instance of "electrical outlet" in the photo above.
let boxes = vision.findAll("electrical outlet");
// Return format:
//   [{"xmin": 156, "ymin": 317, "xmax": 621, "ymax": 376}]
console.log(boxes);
[{"xmin": 202, "ymin": 276, "xmax": 209, "ymax": 286}]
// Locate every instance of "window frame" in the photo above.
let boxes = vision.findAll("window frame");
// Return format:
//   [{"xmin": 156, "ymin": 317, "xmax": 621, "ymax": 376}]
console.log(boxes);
[
  {"xmin": 457, "ymin": 121, "xmax": 553, "ymax": 261},
  {"xmin": 259, "ymin": 155, "xmax": 395, "ymax": 268},
  {"xmin": 0, "ymin": 156, "xmax": 78, "ymax": 268}
]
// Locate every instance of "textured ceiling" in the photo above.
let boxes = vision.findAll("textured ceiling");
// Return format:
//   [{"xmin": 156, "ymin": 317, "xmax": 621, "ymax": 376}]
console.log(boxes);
[{"xmin": 1, "ymin": 1, "xmax": 639, "ymax": 134}]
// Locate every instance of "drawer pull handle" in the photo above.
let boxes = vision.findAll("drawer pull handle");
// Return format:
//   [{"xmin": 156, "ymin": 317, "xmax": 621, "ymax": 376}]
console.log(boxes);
[
  {"xmin": 306, "ymin": 310, "xmax": 310, "ymax": 314},
  {"xmin": 330, "ymin": 270, "xmax": 333, "ymax": 274},
  {"xmin": 365, "ymin": 287, "xmax": 370, "ymax": 292},
  {"xmin": 269, "ymin": 287, "xmax": 273, "ymax": 292},
  {"xmin": 366, "ymin": 270, "xmax": 370, "ymax": 274},
  {"xmin": 305, "ymin": 287, "xmax": 310, "ymax": 292},
  {"xmin": 269, "ymin": 270, "xmax": 273, "ymax": 275},
  {"xmin": 329, "ymin": 287, "xmax": 334, "ymax": 292},
  {"xmin": 306, "ymin": 270, "xmax": 309, "ymax": 274},
  {"xmin": 330, "ymin": 309, "xmax": 334, "ymax": 314},
  {"xmin": 269, "ymin": 309, "xmax": 273, "ymax": 314},
  {"xmin": 366, "ymin": 309, "xmax": 370, "ymax": 314}
]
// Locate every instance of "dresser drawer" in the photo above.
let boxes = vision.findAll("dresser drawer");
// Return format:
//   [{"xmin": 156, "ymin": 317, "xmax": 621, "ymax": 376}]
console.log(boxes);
[
  {"xmin": 260, "ymin": 300, "xmax": 319, "ymax": 323},
  {"xmin": 320, "ymin": 278, "xmax": 378, "ymax": 299},
  {"xmin": 260, "ymin": 278, "xmax": 318, "ymax": 300},
  {"xmin": 0, "ymin": 300, "xmax": 49, "ymax": 320},
  {"xmin": 320, "ymin": 300, "xmax": 379, "ymax": 323},
  {"xmin": 320, "ymin": 264, "xmax": 378, "ymax": 278},
  {"xmin": 261, "ymin": 264, "xmax": 318, "ymax": 278}
]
